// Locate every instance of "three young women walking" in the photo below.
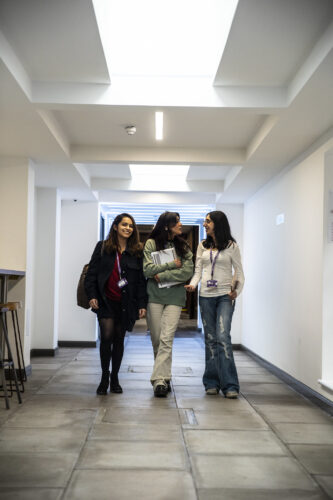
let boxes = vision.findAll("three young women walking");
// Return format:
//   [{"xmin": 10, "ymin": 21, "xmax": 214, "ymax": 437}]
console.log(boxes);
[
  {"xmin": 185, "ymin": 211, "xmax": 244, "ymax": 398},
  {"xmin": 85, "ymin": 213, "xmax": 147, "ymax": 395},
  {"xmin": 143, "ymin": 212, "xmax": 193, "ymax": 397}
]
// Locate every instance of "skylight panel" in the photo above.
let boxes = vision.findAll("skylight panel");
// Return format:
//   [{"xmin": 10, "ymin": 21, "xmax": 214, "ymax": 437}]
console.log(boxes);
[
  {"xmin": 129, "ymin": 164, "xmax": 190, "ymax": 191},
  {"xmin": 93, "ymin": 0, "xmax": 238, "ymax": 78}
]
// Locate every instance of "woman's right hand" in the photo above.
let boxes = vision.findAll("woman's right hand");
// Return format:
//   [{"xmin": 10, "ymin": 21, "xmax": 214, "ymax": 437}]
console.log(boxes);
[
  {"xmin": 184, "ymin": 285, "xmax": 196, "ymax": 292},
  {"xmin": 89, "ymin": 298, "xmax": 99, "ymax": 309},
  {"xmin": 174, "ymin": 259, "xmax": 182, "ymax": 268}
]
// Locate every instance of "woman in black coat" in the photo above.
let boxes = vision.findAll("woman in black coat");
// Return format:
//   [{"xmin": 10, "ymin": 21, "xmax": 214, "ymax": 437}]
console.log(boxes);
[{"xmin": 84, "ymin": 213, "xmax": 147, "ymax": 395}]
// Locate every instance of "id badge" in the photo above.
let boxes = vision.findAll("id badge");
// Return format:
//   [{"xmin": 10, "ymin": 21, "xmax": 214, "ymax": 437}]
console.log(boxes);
[
  {"xmin": 117, "ymin": 278, "xmax": 128, "ymax": 289},
  {"xmin": 207, "ymin": 279, "xmax": 218, "ymax": 288}
]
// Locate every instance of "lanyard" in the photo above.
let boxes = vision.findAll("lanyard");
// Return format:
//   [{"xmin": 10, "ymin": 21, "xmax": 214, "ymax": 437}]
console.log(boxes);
[
  {"xmin": 210, "ymin": 248, "xmax": 220, "ymax": 279},
  {"xmin": 116, "ymin": 252, "xmax": 122, "ymax": 276}
]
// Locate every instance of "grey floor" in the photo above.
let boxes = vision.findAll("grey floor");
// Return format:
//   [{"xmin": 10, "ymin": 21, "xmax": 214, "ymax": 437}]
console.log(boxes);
[{"xmin": 1, "ymin": 327, "xmax": 333, "ymax": 499}]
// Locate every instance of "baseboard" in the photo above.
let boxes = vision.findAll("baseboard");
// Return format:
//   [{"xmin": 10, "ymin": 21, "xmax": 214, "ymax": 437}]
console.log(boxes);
[
  {"xmin": 30, "ymin": 347, "xmax": 59, "ymax": 357},
  {"xmin": 58, "ymin": 341, "xmax": 97, "ymax": 348},
  {"xmin": 241, "ymin": 345, "xmax": 333, "ymax": 416}
]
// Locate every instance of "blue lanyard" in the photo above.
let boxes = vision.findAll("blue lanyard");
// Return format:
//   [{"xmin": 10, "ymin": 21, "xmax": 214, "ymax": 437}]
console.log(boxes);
[{"xmin": 209, "ymin": 248, "xmax": 220, "ymax": 279}]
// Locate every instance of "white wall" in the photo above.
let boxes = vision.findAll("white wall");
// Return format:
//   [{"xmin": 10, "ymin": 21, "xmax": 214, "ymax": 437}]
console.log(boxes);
[
  {"xmin": 216, "ymin": 203, "xmax": 244, "ymax": 344},
  {"xmin": 32, "ymin": 188, "xmax": 61, "ymax": 350},
  {"xmin": 322, "ymin": 151, "xmax": 333, "ymax": 389},
  {"xmin": 243, "ymin": 139, "xmax": 333, "ymax": 401},
  {"xmin": 58, "ymin": 200, "xmax": 99, "ymax": 342}
]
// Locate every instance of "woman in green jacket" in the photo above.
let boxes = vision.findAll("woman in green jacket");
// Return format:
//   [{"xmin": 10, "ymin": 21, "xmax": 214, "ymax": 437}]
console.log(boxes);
[{"xmin": 143, "ymin": 212, "xmax": 194, "ymax": 397}]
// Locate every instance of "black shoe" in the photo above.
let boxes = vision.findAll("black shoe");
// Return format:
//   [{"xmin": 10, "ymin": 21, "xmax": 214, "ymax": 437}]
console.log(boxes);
[
  {"xmin": 110, "ymin": 375, "xmax": 123, "ymax": 394},
  {"xmin": 166, "ymin": 380, "xmax": 172, "ymax": 392},
  {"xmin": 96, "ymin": 371, "xmax": 110, "ymax": 395},
  {"xmin": 154, "ymin": 384, "xmax": 168, "ymax": 398}
]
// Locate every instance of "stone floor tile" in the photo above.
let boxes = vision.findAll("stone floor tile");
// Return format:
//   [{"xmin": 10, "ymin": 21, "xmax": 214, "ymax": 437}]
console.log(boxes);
[
  {"xmin": 0, "ymin": 488, "xmax": 63, "ymax": 500},
  {"xmin": 184, "ymin": 429, "xmax": 287, "ymax": 455},
  {"xmin": 0, "ymin": 426, "xmax": 89, "ymax": 453},
  {"xmin": 184, "ymin": 410, "xmax": 268, "ymax": 430},
  {"xmin": 241, "ymin": 382, "xmax": 298, "ymax": 396},
  {"xmin": 244, "ymin": 393, "xmax": 307, "ymax": 405},
  {"xmin": 103, "ymin": 406, "xmax": 181, "ymax": 424},
  {"xmin": 191, "ymin": 455, "xmax": 317, "ymax": 490},
  {"xmin": 64, "ymin": 469, "xmax": 196, "ymax": 499},
  {"xmin": 89, "ymin": 422, "xmax": 182, "ymax": 442},
  {"xmin": 31, "ymin": 363, "xmax": 63, "ymax": 370},
  {"xmin": 3, "ymin": 408, "xmax": 96, "ymax": 428},
  {"xmin": 176, "ymin": 396, "xmax": 253, "ymax": 411},
  {"xmin": 197, "ymin": 488, "xmax": 327, "ymax": 499},
  {"xmin": 238, "ymin": 373, "xmax": 281, "ymax": 383},
  {"xmin": 253, "ymin": 404, "xmax": 332, "ymax": 424},
  {"xmin": 0, "ymin": 453, "xmax": 78, "ymax": 487},
  {"xmin": 172, "ymin": 377, "xmax": 203, "ymax": 386},
  {"xmin": 77, "ymin": 440, "xmax": 187, "ymax": 470},
  {"xmin": 315, "ymin": 475, "xmax": 333, "ymax": 498},
  {"xmin": 274, "ymin": 423, "xmax": 333, "ymax": 444},
  {"xmin": 289, "ymin": 444, "xmax": 333, "ymax": 474}
]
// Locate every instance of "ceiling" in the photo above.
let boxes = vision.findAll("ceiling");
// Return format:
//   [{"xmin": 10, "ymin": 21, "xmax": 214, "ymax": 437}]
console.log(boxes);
[{"xmin": 1, "ymin": 0, "xmax": 333, "ymax": 204}]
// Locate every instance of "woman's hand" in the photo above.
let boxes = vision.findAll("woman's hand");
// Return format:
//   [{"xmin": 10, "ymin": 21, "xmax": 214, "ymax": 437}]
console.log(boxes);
[
  {"xmin": 89, "ymin": 298, "xmax": 99, "ymax": 309},
  {"xmin": 184, "ymin": 285, "xmax": 196, "ymax": 292},
  {"xmin": 174, "ymin": 259, "xmax": 182, "ymax": 268},
  {"xmin": 154, "ymin": 274, "xmax": 160, "ymax": 283},
  {"xmin": 139, "ymin": 308, "xmax": 146, "ymax": 319},
  {"xmin": 228, "ymin": 290, "xmax": 237, "ymax": 300}
]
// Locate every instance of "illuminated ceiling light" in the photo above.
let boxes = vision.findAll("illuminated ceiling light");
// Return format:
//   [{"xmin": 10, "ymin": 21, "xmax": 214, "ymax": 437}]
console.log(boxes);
[{"xmin": 155, "ymin": 112, "xmax": 163, "ymax": 141}]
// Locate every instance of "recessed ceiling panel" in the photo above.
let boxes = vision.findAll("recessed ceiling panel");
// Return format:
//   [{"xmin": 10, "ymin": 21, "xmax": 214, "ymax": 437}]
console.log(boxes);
[
  {"xmin": 54, "ymin": 107, "xmax": 265, "ymax": 149},
  {"xmin": 0, "ymin": 0, "xmax": 110, "ymax": 83},
  {"xmin": 214, "ymin": 0, "xmax": 333, "ymax": 87}
]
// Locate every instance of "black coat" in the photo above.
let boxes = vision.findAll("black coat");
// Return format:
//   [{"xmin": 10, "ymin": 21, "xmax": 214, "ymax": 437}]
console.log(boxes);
[{"xmin": 84, "ymin": 241, "xmax": 148, "ymax": 331}]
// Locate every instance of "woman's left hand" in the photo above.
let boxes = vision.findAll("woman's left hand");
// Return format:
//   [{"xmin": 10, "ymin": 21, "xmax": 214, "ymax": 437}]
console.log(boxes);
[
  {"xmin": 153, "ymin": 274, "xmax": 160, "ymax": 283},
  {"xmin": 139, "ymin": 308, "xmax": 146, "ymax": 318},
  {"xmin": 228, "ymin": 290, "xmax": 237, "ymax": 300}
]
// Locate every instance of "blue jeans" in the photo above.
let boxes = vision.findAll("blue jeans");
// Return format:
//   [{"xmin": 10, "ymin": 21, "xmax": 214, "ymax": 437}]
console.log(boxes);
[{"xmin": 199, "ymin": 294, "xmax": 239, "ymax": 395}]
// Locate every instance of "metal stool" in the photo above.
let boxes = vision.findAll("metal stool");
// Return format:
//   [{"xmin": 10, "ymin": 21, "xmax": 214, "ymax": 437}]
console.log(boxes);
[
  {"xmin": 0, "ymin": 306, "xmax": 22, "ymax": 409},
  {"xmin": 0, "ymin": 301, "xmax": 27, "ymax": 391}
]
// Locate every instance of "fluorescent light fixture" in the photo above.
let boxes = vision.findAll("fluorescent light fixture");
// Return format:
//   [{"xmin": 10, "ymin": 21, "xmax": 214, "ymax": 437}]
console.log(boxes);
[{"xmin": 155, "ymin": 112, "xmax": 163, "ymax": 141}]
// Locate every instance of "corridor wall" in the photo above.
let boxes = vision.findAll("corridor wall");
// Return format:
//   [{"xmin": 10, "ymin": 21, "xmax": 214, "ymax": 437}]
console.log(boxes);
[{"xmin": 242, "ymin": 137, "xmax": 333, "ymax": 402}]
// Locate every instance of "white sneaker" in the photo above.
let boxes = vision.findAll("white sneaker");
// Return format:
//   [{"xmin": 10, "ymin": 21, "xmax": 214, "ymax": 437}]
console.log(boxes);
[
  {"xmin": 206, "ymin": 388, "xmax": 219, "ymax": 395},
  {"xmin": 226, "ymin": 391, "xmax": 238, "ymax": 399}
]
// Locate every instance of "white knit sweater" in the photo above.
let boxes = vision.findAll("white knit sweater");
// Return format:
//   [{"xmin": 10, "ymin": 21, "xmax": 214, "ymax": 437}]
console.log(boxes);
[{"xmin": 189, "ymin": 241, "xmax": 245, "ymax": 297}]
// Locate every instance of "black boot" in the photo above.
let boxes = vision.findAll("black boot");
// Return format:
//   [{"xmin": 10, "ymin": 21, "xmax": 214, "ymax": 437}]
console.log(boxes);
[
  {"xmin": 110, "ymin": 373, "xmax": 123, "ymax": 394},
  {"xmin": 96, "ymin": 371, "xmax": 110, "ymax": 395}
]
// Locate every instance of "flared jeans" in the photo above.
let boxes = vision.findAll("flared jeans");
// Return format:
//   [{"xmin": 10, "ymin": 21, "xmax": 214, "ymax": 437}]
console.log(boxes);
[{"xmin": 199, "ymin": 294, "xmax": 239, "ymax": 395}]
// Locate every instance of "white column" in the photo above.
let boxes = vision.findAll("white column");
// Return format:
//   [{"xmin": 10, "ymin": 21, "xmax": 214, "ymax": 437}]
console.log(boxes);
[
  {"xmin": 32, "ymin": 188, "xmax": 61, "ymax": 351},
  {"xmin": 58, "ymin": 200, "xmax": 99, "ymax": 343},
  {"xmin": 0, "ymin": 157, "xmax": 35, "ymax": 365}
]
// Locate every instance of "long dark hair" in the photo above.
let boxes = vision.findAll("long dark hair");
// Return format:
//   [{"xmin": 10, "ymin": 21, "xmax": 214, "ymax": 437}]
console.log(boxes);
[
  {"xmin": 105, "ymin": 213, "xmax": 142, "ymax": 255},
  {"xmin": 203, "ymin": 211, "xmax": 236, "ymax": 251},
  {"xmin": 149, "ymin": 211, "xmax": 189, "ymax": 258}
]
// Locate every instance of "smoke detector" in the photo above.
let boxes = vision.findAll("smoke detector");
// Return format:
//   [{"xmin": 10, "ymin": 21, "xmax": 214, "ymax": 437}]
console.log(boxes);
[{"xmin": 125, "ymin": 125, "xmax": 136, "ymax": 135}]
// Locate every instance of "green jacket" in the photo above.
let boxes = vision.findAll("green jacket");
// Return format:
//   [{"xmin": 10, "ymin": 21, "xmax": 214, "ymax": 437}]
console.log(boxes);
[{"xmin": 143, "ymin": 239, "xmax": 194, "ymax": 307}]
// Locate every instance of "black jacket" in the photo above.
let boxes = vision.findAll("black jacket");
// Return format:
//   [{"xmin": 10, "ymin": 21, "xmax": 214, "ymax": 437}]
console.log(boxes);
[{"xmin": 84, "ymin": 241, "xmax": 147, "ymax": 331}]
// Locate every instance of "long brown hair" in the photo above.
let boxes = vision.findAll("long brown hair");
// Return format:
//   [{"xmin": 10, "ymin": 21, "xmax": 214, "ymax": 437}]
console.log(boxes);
[
  {"xmin": 149, "ymin": 211, "xmax": 189, "ymax": 258},
  {"xmin": 203, "ymin": 211, "xmax": 236, "ymax": 251},
  {"xmin": 104, "ymin": 213, "xmax": 142, "ymax": 255}
]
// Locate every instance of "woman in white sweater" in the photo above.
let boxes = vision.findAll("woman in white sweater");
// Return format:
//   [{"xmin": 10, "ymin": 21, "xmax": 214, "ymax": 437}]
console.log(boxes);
[{"xmin": 185, "ymin": 211, "xmax": 244, "ymax": 398}]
